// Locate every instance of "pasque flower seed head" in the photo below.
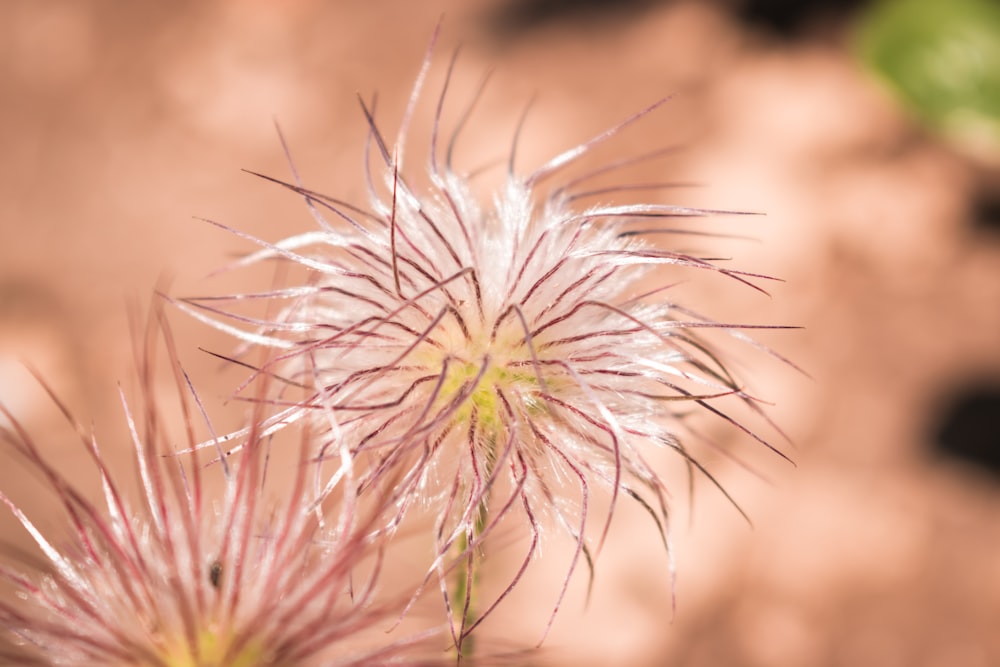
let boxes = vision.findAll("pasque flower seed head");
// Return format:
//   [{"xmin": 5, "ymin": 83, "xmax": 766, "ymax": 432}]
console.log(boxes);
[
  {"xmin": 179, "ymin": 36, "xmax": 791, "ymax": 644},
  {"xmin": 0, "ymin": 318, "xmax": 448, "ymax": 667}
]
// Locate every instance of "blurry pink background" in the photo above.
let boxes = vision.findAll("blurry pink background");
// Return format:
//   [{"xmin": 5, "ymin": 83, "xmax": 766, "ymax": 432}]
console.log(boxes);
[{"xmin": 2, "ymin": 1, "xmax": 1000, "ymax": 665}]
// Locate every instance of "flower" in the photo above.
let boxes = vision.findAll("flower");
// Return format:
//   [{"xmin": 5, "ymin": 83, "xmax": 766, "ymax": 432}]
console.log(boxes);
[
  {"xmin": 178, "ymin": 39, "xmax": 789, "ymax": 647},
  {"xmin": 0, "ymin": 320, "xmax": 447, "ymax": 667}
]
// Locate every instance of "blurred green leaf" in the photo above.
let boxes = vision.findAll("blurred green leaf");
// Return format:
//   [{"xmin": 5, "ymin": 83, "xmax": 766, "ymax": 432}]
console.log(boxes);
[{"xmin": 857, "ymin": 0, "xmax": 1000, "ymax": 156}]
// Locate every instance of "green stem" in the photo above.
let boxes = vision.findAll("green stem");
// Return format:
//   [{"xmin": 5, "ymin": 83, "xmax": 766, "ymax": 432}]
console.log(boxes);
[
  {"xmin": 453, "ymin": 497, "xmax": 488, "ymax": 660},
  {"xmin": 452, "ymin": 417, "xmax": 499, "ymax": 662}
]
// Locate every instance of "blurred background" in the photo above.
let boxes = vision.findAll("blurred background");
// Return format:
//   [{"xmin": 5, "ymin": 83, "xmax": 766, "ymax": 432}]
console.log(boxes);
[{"xmin": 2, "ymin": 1, "xmax": 999, "ymax": 665}]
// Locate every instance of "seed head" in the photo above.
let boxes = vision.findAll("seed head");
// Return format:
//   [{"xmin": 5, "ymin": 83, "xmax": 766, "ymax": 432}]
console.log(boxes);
[
  {"xmin": 0, "ymin": 321, "xmax": 447, "ymax": 666},
  {"xmin": 179, "ymin": 39, "xmax": 790, "ymax": 643}
]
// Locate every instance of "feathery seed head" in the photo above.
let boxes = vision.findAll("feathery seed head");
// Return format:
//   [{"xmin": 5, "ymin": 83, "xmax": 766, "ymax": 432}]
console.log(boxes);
[
  {"xmin": 180, "ymin": 38, "xmax": 790, "ymax": 643},
  {"xmin": 0, "ymin": 323, "xmax": 445, "ymax": 666}
]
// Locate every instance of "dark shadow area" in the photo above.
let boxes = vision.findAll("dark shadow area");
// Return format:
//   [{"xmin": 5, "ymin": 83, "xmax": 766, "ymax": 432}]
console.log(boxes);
[
  {"xmin": 728, "ymin": 0, "xmax": 870, "ymax": 39},
  {"xmin": 932, "ymin": 381, "xmax": 1000, "ymax": 478},
  {"xmin": 484, "ymin": 0, "xmax": 668, "ymax": 38},
  {"xmin": 971, "ymin": 182, "xmax": 1000, "ymax": 234}
]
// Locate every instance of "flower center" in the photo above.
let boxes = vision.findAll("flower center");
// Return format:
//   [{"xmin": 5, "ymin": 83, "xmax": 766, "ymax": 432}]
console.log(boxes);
[
  {"xmin": 161, "ymin": 628, "xmax": 267, "ymax": 667},
  {"xmin": 439, "ymin": 357, "xmax": 538, "ymax": 431}
]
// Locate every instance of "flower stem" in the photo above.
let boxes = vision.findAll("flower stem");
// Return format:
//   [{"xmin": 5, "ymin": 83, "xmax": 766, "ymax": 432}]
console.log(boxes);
[{"xmin": 454, "ymin": 494, "xmax": 489, "ymax": 661}]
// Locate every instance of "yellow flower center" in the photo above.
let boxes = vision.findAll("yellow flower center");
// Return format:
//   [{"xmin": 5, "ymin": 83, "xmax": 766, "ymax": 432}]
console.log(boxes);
[
  {"xmin": 161, "ymin": 628, "xmax": 268, "ymax": 667},
  {"xmin": 439, "ymin": 357, "xmax": 538, "ymax": 432}
]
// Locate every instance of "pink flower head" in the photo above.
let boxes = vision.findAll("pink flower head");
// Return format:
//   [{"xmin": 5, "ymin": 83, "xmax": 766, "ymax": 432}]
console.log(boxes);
[
  {"xmin": 0, "ymin": 320, "xmax": 447, "ymax": 666},
  {"xmin": 178, "ymin": 36, "xmax": 790, "ymax": 645}
]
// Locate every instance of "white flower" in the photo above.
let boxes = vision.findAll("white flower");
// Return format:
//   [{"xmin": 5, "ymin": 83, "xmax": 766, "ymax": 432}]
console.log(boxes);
[{"xmin": 178, "ymin": 42, "xmax": 789, "ymax": 647}]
